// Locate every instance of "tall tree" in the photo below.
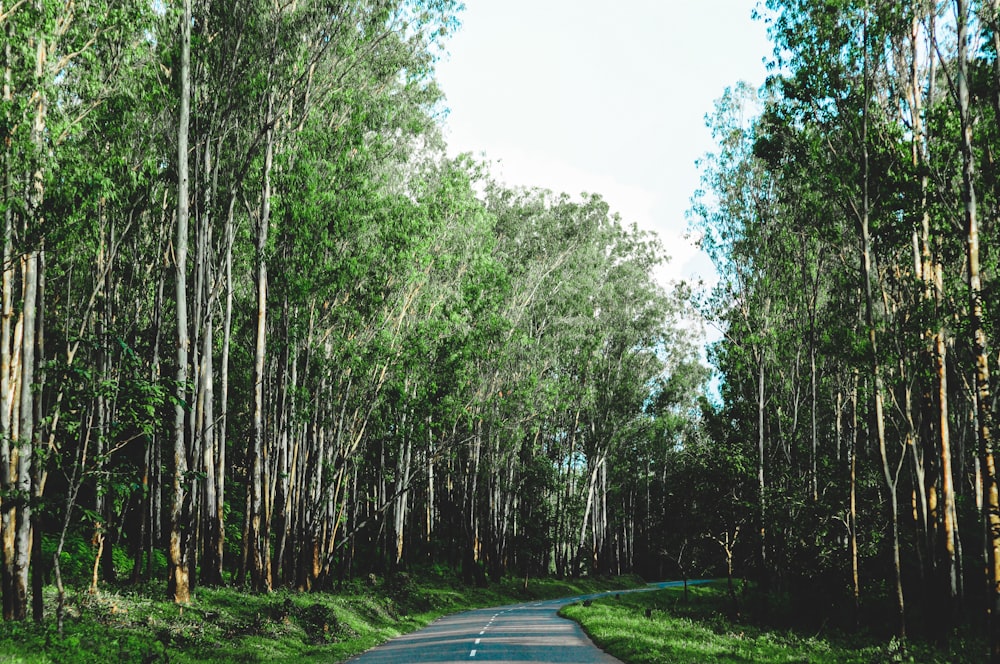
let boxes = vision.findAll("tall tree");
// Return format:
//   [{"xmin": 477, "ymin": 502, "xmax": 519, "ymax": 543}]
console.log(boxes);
[{"xmin": 168, "ymin": 0, "xmax": 193, "ymax": 605}]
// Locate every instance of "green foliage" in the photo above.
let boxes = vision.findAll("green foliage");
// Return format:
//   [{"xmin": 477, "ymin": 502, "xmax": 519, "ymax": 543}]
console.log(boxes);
[
  {"xmin": 691, "ymin": 0, "xmax": 1000, "ymax": 653},
  {"xmin": 563, "ymin": 582, "xmax": 983, "ymax": 663},
  {"xmin": 0, "ymin": 573, "xmax": 641, "ymax": 663},
  {"xmin": 0, "ymin": 0, "xmax": 706, "ymax": 654}
]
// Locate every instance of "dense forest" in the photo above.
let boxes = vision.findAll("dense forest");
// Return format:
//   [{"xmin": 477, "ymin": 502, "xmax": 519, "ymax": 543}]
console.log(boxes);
[
  {"xmin": 11, "ymin": 0, "xmax": 1000, "ymax": 660},
  {"xmin": 689, "ymin": 0, "xmax": 1000, "ymax": 660},
  {"xmin": 0, "ymin": 0, "xmax": 704, "ymax": 629}
]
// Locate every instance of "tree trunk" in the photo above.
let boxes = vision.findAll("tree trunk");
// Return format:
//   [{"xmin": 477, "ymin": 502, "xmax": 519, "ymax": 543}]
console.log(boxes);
[
  {"xmin": 14, "ymin": 251, "xmax": 38, "ymax": 622},
  {"xmin": 168, "ymin": 0, "xmax": 193, "ymax": 605},
  {"xmin": 216, "ymin": 190, "xmax": 235, "ymax": 586},
  {"xmin": 248, "ymin": 89, "xmax": 275, "ymax": 592},
  {"xmin": 756, "ymin": 343, "xmax": 767, "ymax": 586},
  {"xmin": 0, "ymin": 3, "xmax": 15, "ymax": 619},
  {"xmin": 859, "ymin": 8, "xmax": 904, "ymax": 639},
  {"xmin": 849, "ymin": 373, "xmax": 860, "ymax": 628},
  {"xmin": 956, "ymin": 1, "xmax": 1000, "ymax": 657},
  {"xmin": 8, "ymin": 18, "xmax": 47, "ymax": 622}
]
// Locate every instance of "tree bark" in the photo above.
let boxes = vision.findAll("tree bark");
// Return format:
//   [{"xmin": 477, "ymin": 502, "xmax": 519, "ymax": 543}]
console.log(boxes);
[
  {"xmin": 248, "ymin": 89, "xmax": 275, "ymax": 592},
  {"xmin": 955, "ymin": 1, "xmax": 1000, "ymax": 657},
  {"xmin": 756, "ymin": 338, "xmax": 767, "ymax": 586},
  {"xmin": 0, "ymin": 1, "xmax": 15, "ymax": 619},
  {"xmin": 859, "ymin": 7, "xmax": 904, "ymax": 639},
  {"xmin": 168, "ymin": 0, "xmax": 193, "ymax": 605}
]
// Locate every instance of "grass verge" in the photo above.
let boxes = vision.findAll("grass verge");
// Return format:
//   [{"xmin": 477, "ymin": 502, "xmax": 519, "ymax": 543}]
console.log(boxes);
[
  {"xmin": 561, "ymin": 580, "xmax": 985, "ymax": 664},
  {"xmin": 0, "ymin": 571, "xmax": 643, "ymax": 663}
]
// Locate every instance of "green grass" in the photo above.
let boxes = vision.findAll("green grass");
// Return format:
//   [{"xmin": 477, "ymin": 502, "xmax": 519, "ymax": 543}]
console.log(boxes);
[
  {"xmin": 561, "ymin": 581, "xmax": 984, "ymax": 664},
  {"xmin": 0, "ymin": 570, "xmax": 644, "ymax": 663}
]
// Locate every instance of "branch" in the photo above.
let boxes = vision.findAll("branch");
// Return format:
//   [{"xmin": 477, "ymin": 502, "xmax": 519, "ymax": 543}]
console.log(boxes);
[
  {"xmin": 54, "ymin": 33, "xmax": 100, "ymax": 71},
  {"xmin": 0, "ymin": 0, "xmax": 28, "ymax": 24},
  {"xmin": 54, "ymin": 98, "xmax": 103, "ymax": 146}
]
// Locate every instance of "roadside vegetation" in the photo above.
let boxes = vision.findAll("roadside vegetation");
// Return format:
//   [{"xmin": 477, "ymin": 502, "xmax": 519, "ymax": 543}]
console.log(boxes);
[
  {"xmin": 0, "ymin": 568, "xmax": 642, "ymax": 663},
  {"xmin": 562, "ymin": 581, "xmax": 984, "ymax": 664},
  {"xmin": 9, "ymin": 0, "xmax": 1000, "ymax": 660}
]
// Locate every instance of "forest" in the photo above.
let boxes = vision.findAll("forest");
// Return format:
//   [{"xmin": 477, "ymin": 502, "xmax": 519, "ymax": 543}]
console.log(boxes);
[
  {"xmin": 7, "ymin": 0, "xmax": 1000, "ymax": 661},
  {"xmin": 0, "ymin": 0, "xmax": 703, "ymax": 631},
  {"xmin": 690, "ymin": 0, "xmax": 1000, "ymax": 660}
]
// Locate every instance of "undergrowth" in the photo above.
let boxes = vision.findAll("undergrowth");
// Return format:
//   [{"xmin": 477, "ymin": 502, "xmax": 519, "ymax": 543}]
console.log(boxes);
[
  {"xmin": 0, "ymin": 568, "xmax": 643, "ymax": 663},
  {"xmin": 561, "ymin": 581, "xmax": 985, "ymax": 664}
]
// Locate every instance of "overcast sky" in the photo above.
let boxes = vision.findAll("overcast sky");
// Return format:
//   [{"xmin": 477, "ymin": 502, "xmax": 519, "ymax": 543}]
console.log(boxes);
[{"xmin": 434, "ymin": 1, "xmax": 774, "ymax": 291}]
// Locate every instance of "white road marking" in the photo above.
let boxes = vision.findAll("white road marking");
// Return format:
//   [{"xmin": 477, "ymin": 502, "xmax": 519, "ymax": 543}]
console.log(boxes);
[{"xmin": 470, "ymin": 649, "xmax": 477, "ymax": 657}]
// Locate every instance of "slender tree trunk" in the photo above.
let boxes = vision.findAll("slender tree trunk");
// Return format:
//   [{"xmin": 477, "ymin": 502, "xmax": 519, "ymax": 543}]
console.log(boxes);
[
  {"xmin": 849, "ymin": 372, "xmax": 860, "ymax": 628},
  {"xmin": 956, "ymin": 2, "xmax": 1000, "ymax": 657},
  {"xmin": 199, "ymin": 283, "xmax": 218, "ymax": 584},
  {"xmin": 935, "ymin": 288, "xmax": 958, "ymax": 604},
  {"xmin": 197, "ymin": 134, "xmax": 221, "ymax": 586},
  {"xmin": 426, "ymin": 428, "xmax": 435, "ymax": 553},
  {"xmin": 393, "ymin": 402, "xmax": 413, "ymax": 568},
  {"xmin": 908, "ymin": 5, "xmax": 960, "ymax": 624},
  {"xmin": 216, "ymin": 190, "xmax": 235, "ymax": 586},
  {"xmin": 148, "ymin": 213, "xmax": 169, "ymax": 579},
  {"xmin": 576, "ymin": 459, "xmax": 600, "ymax": 576},
  {"xmin": 248, "ymin": 89, "xmax": 275, "ymax": 592},
  {"xmin": 31, "ymin": 241, "xmax": 44, "ymax": 622},
  {"xmin": 859, "ymin": 8, "xmax": 904, "ymax": 638},
  {"xmin": 8, "ymin": 16, "xmax": 47, "ymax": 622},
  {"xmin": 0, "ymin": 3, "xmax": 15, "ymax": 619},
  {"xmin": 756, "ymin": 344, "xmax": 767, "ymax": 586},
  {"xmin": 272, "ymin": 313, "xmax": 293, "ymax": 583},
  {"xmin": 810, "ymin": 338, "xmax": 818, "ymax": 502},
  {"xmin": 168, "ymin": 0, "xmax": 193, "ymax": 604},
  {"xmin": 15, "ymin": 252, "xmax": 38, "ymax": 622}
]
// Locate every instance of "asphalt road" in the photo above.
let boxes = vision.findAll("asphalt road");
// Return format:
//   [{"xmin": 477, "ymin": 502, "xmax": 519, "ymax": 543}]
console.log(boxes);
[{"xmin": 346, "ymin": 580, "xmax": 707, "ymax": 663}]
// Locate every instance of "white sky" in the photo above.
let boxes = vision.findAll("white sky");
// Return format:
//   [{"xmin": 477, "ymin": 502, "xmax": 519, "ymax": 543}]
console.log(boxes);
[{"xmin": 434, "ymin": 0, "xmax": 773, "ymax": 291}]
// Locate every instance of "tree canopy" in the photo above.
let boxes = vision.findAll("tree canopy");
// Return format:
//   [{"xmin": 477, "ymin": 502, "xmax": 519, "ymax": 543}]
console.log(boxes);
[
  {"xmin": 0, "ymin": 0, "xmax": 703, "ymax": 629},
  {"xmin": 691, "ymin": 1, "xmax": 1000, "ymax": 658}
]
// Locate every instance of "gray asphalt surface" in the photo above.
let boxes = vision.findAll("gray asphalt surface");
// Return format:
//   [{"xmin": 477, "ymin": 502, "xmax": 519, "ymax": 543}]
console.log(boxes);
[{"xmin": 346, "ymin": 580, "xmax": 708, "ymax": 663}]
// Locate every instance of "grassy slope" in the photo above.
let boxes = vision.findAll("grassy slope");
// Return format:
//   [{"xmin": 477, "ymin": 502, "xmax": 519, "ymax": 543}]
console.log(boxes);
[
  {"xmin": 561, "ymin": 581, "xmax": 984, "ymax": 664},
  {"xmin": 0, "ymin": 572, "xmax": 643, "ymax": 663}
]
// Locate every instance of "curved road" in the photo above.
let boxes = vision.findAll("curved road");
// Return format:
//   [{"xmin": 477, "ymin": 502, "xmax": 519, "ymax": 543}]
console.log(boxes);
[{"xmin": 347, "ymin": 580, "xmax": 705, "ymax": 663}]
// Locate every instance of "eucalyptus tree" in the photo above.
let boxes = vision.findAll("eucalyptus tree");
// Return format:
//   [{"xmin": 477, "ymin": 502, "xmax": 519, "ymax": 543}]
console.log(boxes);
[
  {"xmin": 758, "ymin": 0, "xmax": 941, "ymax": 637},
  {"xmin": 0, "ymin": 0, "xmax": 44, "ymax": 619},
  {"xmin": 0, "ymin": 0, "xmax": 718, "ymax": 630},
  {"xmin": 615, "ymin": 351, "xmax": 711, "ymax": 578},
  {"xmin": 890, "ymin": 1, "xmax": 964, "ymax": 620},
  {"xmin": 574, "ymin": 221, "xmax": 672, "ymax": 576},
  {"xmin": 42, "ymin": 0, "xmax": 170, "ymax": 601},
  {"xmin": 693, "ymin": 81, "xmax": 789, "ymax": 589},
  {"xmin": 169, "ymin": 0, "xmax": 194, "ymax": 605},
  {"xmin": 323, "ymin": 155, "xmax": 495, "ymax": 578},
  {"xmin": 945, "ymin": 4, "xmax": 1000, "ymax": 653},
  {"xmin": 0, "ymin": 0, "xmax": 156, "ymax": 619},
  {"xmin": 691, "ymin": 0, "xmax": 1000, "ymax": 652},
  {"xmin": 448, "ymin": 187, "xmax": 576, "ymax": 581},
  {"xmin": 146, "ymin": 0, "xmax": 462, "ymax": 597},
  {"xmin": 472, "ymin": 186, "xmax": 677, "ymax": 579}
]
